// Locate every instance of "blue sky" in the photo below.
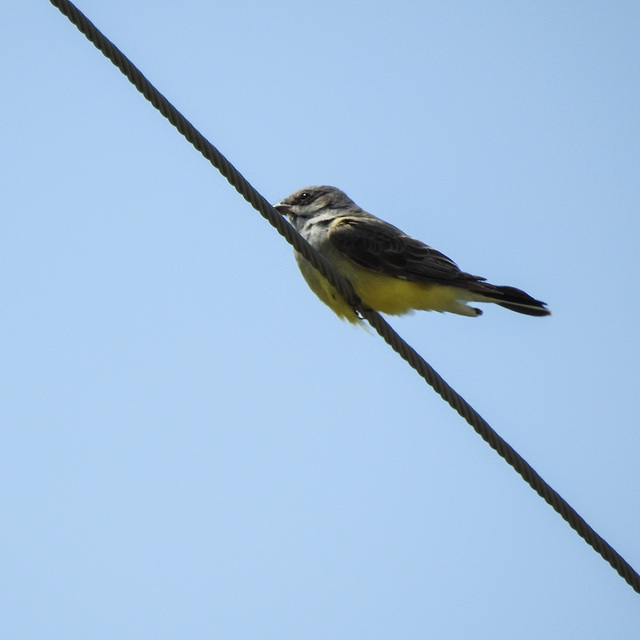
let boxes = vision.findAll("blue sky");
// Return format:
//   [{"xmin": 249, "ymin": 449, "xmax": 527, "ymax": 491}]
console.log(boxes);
[{"xmin": 2, "ymin": 1, "xmax": 639, "ymax": 638}]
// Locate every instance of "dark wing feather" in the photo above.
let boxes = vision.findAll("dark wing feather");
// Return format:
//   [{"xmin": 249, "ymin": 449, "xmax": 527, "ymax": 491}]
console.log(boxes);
[{"xmin": 328, "ymin": 217, "xmax": 484, "ymax": 286}]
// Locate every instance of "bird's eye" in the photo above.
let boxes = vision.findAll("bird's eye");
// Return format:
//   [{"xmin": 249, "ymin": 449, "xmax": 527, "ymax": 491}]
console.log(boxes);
[{"xmin": 298, "ymin": 192, "xmax": 310, "ymax": 202}]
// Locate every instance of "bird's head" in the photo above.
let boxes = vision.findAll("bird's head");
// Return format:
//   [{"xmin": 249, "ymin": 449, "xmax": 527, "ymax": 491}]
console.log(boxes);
[{"xmin": 273, "ymin": 186, "xmax": 359, "ymax": 223}]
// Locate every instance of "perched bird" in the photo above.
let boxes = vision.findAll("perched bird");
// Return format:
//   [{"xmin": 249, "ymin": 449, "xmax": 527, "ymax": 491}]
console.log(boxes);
[{"xmin": 274, "ymin": 186, "xmax": 550, "ymax": 322}]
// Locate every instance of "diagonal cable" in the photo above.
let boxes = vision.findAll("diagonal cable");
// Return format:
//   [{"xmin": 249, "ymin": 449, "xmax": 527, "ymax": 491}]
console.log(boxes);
[{"xmin": 48, "ymin": 0, "xmax": 640, "ymax": 595}]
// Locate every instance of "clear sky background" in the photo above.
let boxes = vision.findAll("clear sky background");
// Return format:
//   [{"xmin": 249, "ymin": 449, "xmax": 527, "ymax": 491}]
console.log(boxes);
[{"xmin": 3, "ymin": 2, "xmax": 639, "ymax": 638}]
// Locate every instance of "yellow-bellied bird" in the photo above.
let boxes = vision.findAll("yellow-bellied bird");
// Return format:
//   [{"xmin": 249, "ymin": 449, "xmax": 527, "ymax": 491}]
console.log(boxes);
[{"xmin": 274, "ymin": 186, "xmax": 550, "ymax": 322}]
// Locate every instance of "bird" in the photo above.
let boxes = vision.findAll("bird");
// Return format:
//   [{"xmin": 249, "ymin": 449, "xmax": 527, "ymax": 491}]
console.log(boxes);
[{"xmin": 273, "ymin": 185, "xmax": 550, "ymax": 323}]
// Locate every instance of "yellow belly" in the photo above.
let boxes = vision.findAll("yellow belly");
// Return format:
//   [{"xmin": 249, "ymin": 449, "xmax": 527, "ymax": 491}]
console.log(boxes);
[
  {"xmin": 351, "ymin": 269, "xmax": 478, "ymax": 317},
  {"xmin": 296, "ymin": 254, "xmax": 479, "ymax": 322}
]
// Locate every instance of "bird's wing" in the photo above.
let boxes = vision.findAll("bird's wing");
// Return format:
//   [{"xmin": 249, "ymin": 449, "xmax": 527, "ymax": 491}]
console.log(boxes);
[{"xmin": 328, "ymin": 216, "xmax": 484, "ymax": 285}]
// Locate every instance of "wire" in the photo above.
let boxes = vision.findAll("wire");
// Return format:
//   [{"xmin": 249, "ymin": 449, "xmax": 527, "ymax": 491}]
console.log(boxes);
[{"xmin": 49, "ymin": 0, "xmax": 640, "ymax": 595}]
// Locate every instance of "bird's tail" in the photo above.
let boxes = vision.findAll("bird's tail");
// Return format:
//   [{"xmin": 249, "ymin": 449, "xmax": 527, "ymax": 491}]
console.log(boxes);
[{"xmin": 485, "ymin": 285, "xmax": 551, "ymax": 316}]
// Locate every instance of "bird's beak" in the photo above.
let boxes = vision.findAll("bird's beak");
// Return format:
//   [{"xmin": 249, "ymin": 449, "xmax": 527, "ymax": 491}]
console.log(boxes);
[{"xmin": 273, "ymin": 202, "xmax": 291, "ymax": 215}]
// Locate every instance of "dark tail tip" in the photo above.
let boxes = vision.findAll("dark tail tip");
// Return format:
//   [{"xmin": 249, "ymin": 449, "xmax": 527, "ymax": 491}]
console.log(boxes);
[{"xmin": 494, "ymin": 285, "xmax": 551, "ymax": 317}]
